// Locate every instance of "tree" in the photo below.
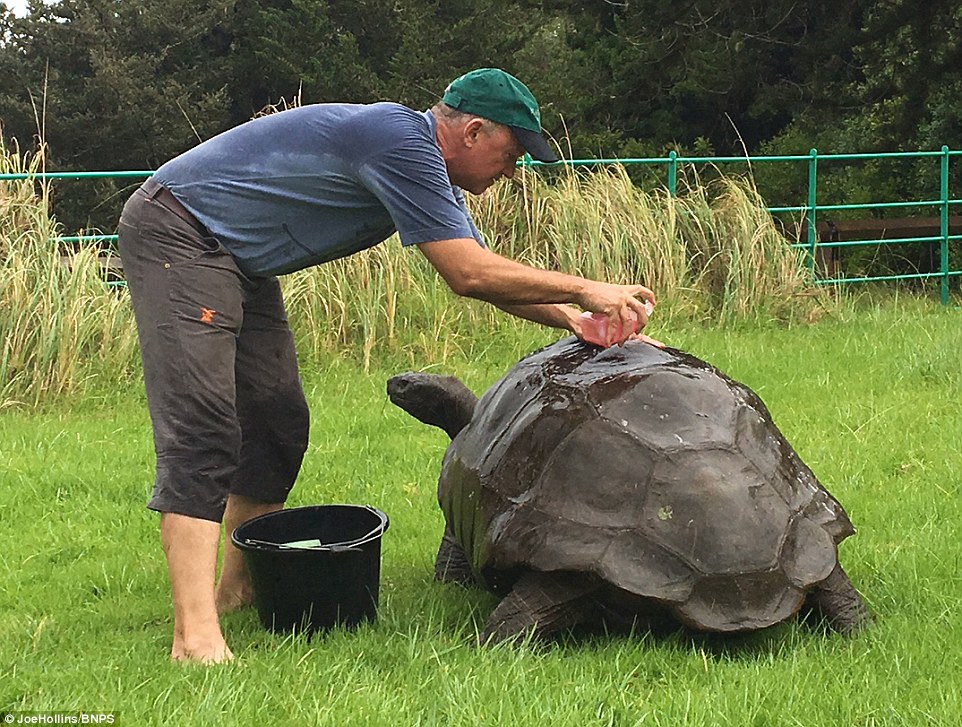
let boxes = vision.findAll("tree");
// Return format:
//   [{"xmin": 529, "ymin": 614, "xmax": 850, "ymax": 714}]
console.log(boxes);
[
  {"xmin": 0, "ymin": 0, "xmax": 237, "ymax": 231},
  {"xmin": 227, "ymin": 0, "xmax": 392, "ymax": 115},
  {"xmin": 545, "ymin": 0, "xmax": 869, "ymax": 158},
  {"xmin": 3, "ymin": 0, "xmax": 960, "ymax": 236},
  {"xmin": 758, "ymin": 0, "xmax": 962, "ymax": 213}
]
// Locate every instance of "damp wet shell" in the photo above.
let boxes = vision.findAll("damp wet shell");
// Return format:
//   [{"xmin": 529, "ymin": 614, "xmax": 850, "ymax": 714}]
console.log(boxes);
[{"xmin": 439, "ymin": 338, "xmax": 854, "ymax": 632}]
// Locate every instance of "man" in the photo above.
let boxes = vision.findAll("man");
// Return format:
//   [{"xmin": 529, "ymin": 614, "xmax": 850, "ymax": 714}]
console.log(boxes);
[{"xmin": 117, "ymin": 68, "xmax": 657, "ymax": 664}]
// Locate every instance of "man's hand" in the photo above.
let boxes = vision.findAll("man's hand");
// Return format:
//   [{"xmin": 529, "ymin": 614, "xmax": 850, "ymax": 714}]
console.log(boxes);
[
  {"xmin": 576, "ymin": 282, "xmax": 656, "ymax": 346},
  {"xmin": 627, "ymin": 331, "xmax": 666, "ymax": 348}
]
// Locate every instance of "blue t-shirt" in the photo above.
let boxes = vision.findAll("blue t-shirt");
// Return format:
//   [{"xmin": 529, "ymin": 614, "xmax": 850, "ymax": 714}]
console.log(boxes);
[{"xmin": 152, "ymin": 103, "xmax": 484, "ymax": 277}]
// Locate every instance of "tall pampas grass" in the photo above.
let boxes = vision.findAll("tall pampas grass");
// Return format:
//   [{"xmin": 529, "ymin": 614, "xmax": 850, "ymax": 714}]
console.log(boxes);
[
  {"xmin": 476, "ymin": 164, "xmax": 827, "ymax": 324},
  {"xmin": 0, "ymin": 136, "xmax": 139, "ymax": 407},
  {"xmin": 2, "ymin": 134, "xmax": 830, "ymax": 405},
  {"xmin": 282, "ymin": 164, "xmax": 831, "ymax": 371}
]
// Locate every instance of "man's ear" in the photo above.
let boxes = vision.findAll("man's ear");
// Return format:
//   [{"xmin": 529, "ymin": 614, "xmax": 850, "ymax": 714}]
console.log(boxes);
[{"xmin": 463, "ymin": 117, "xmax": 486, "ymax": 148}]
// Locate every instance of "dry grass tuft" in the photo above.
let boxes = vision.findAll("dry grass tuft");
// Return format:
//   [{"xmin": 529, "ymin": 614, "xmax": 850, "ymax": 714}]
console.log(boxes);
[
  {"xmin": 2, "ymin": 144, "xmax": 831, "ymax": 404},
  {"xmin": 0, "ymin": 138, "xmax": 139, "ymax": 408}
]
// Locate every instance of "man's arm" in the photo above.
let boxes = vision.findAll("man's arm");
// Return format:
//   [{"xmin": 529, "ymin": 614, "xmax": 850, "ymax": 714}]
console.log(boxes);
[
  {"xmin": 417, "ymin": 237, "xmax": 655, "ymax": 345},
  {"xmin": 494, "ymin": 302, "xmax": 580, "ymax": 330}
]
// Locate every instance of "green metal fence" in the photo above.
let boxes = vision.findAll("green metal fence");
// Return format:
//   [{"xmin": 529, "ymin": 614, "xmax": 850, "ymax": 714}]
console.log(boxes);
[
  {"xmin": 3, "ymin": 147, "xmax": 961, "ymax": 302},
  {"xmin": 527, "ymin": 147, "xmax": 962, "ymax": 304}
]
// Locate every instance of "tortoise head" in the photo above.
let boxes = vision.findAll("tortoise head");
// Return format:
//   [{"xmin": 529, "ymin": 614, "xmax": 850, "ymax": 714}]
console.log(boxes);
[{"xmin": 387, "ymin": 372, "xmax": 479, "ymax": 440}]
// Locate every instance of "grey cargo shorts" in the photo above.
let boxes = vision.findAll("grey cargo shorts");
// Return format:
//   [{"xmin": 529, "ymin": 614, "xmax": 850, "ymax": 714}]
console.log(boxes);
[{"xmin": 117, "ymin": 179, "xmax": 309, "ymax": 522}]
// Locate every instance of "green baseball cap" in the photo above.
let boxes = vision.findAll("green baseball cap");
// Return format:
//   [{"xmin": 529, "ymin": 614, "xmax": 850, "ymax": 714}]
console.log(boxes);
[{"xmin": 442, "ymin": 68, "xmax": 559, "ymax": 163}]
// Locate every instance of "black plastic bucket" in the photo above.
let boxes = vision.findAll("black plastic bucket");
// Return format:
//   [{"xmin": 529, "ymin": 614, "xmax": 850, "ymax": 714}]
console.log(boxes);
[{"xmin": 231, "ymin": 504, "xmax": 389, "ymax": 634}]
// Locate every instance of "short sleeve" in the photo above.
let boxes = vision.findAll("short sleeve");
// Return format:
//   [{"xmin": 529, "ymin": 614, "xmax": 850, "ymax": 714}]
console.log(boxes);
[
  {"xmin": 357, "ymin": 132, "xmax": 480, "ymax": 247},
  {"xmin": 452, "ymin": 185, "xmax": 486, "ymax": 248}
]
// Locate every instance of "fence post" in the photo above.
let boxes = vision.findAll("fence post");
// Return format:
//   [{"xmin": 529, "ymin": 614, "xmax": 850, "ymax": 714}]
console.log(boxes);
[
  {"xmin": 940, "ymin": 145, "xmax": 950, "ymax": 306},
  {"xmin": 806, "ymin": 148, "xmax": 818, "ymax": 275},
  {"xmin": 667, "ymin": 151, "xmax": 678, "ymax": 197}
]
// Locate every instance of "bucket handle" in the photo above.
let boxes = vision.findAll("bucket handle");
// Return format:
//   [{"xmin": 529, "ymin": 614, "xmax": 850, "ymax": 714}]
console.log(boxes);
[{"xmin": 243, "ymin": 507, "xmax": 388, "ymax": 552}]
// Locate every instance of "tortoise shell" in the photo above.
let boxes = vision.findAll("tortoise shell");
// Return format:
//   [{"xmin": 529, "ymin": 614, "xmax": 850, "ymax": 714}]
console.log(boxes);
[{"xmin": 438, "ymin": 338, "xmax": 854, "ymax": 631}]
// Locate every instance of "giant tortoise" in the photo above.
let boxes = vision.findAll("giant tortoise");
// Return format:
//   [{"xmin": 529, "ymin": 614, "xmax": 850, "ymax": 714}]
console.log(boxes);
[{"xmin": 388, "ymin": 338, "xmax": 871, "ymax": 644}]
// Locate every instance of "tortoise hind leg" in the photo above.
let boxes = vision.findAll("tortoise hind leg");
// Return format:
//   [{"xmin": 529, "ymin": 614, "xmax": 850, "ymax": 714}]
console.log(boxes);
[
  {"xmin": 803, "ymin": 563, "xmax": 872, "ymax": 633},
  {"xmin": 480, "ymin": 571, "xmax": 600, "ymax": 645},
  {"xmin": 434, "ymin": 528, "xmax": 477, "ymax": 587}
]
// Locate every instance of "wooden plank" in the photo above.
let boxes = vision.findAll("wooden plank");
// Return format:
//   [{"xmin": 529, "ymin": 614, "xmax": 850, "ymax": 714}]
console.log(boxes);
[{"xmin": 816, "ymin": 216, "xmax": 962, "ymax": 242}]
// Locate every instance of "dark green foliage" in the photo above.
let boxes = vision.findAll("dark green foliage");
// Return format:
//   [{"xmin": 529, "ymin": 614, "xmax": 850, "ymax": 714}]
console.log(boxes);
[
  {"xmin": 228, "ymin": 0, "xmax": 391, "ymax": 112},
  {"xmin": 760, "ymin": 0, "xmax": 962, "ymax": 210},
  {"xmin": 0, "ymin": 0, "xmax": 237, "ymax": 230},
  {"xmin": 1, "ymin": 0, "xmax": 960, "ymax": 235}
]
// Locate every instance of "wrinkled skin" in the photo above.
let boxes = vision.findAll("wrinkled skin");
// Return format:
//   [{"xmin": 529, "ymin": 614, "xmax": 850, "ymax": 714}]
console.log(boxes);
[{"xmin": 389, "ymin": 339, "xmax": 871, "ymax": 644}]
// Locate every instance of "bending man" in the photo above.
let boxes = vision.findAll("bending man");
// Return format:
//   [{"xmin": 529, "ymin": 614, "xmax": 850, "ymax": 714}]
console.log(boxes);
[{"xmin": 117, "ymin": 68, "xmax": 656, "ymax": 663}]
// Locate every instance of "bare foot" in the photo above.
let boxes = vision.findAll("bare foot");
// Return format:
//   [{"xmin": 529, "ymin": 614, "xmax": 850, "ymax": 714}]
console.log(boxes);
[
  {"xmin": 215, "ymin": 580, "xmax": 255, "ymax": 615},
  {"xmin": 171, "ymin": 631, "xmax": 235, "ymax": 664},
  {"xmin": 160, "ymin": 512, "xmax": 235, "ymax": 665},
  {"xmin": 216, "ymin": 494, "xmax": 282, "ymax": 615}
]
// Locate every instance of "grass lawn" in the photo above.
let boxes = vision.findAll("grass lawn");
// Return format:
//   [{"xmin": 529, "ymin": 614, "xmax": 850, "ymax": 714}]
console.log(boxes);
[{"xmin": 1, "ymin": 294, "xmax": 960, "ymax": 726}]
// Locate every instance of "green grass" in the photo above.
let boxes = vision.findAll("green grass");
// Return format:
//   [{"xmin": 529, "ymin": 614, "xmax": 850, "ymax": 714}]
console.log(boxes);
[{"xmin": 1, "ymin": 294, "xmax": 960, "ymax": 725}]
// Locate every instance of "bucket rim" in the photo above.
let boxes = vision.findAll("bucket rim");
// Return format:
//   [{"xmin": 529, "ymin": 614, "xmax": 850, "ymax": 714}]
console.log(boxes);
[{"xmin": 231, "ymin": 504, "xmax": 389, "ymax": 553}]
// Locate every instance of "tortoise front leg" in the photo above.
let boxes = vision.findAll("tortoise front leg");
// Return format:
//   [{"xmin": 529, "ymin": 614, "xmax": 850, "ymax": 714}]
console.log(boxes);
[
  {"xmin": 803, "ymin": 563, "xmax": 872, "ymax": 633},
  {"xmin": 480, "ymin": 571, "xmax": 600, "ymax": 645},
  {"xmin": 434, "ymin": 527, "xmax": 477, "ymax": 587}
]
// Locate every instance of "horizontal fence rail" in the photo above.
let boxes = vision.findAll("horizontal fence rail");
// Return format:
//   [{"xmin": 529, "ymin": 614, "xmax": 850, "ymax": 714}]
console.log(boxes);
[{"xmin": 2, "ymin": 148, "xmax": 960, "ymax": 302}]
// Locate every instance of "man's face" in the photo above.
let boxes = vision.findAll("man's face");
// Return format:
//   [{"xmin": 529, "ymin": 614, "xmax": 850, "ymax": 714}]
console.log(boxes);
[{"xmin": 446, "ymin": 121, "xmax": 525, "ymax": 195}]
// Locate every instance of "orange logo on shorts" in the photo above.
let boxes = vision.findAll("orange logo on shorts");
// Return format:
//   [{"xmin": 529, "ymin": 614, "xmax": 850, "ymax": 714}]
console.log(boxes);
[{"xmin": 200, "ymin": 307, "xmax": 217, "ymax": 323}]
